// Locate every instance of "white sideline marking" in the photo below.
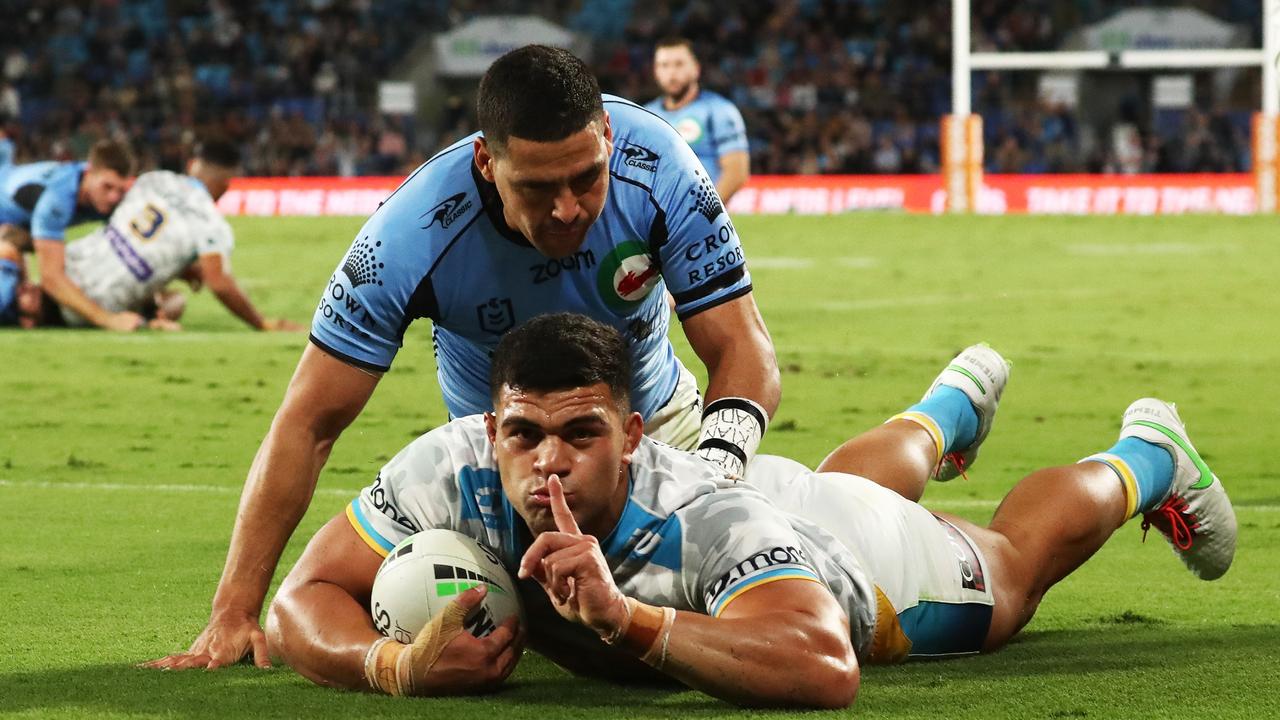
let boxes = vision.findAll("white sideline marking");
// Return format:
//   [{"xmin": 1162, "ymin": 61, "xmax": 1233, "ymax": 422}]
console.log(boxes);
[
  {"xmin": 1065, "ymin": 242, "xmax": 1238, "ymax": 256},
  {"xmin": 2, "ymin": 479, "xmax": 1275, "ymax": 512}
]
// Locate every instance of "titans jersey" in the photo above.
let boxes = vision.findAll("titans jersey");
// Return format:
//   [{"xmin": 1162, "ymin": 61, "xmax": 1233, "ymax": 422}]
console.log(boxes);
[
  {"xmin": 61, "ymin": 171, "xmax": 233, "ymax": 317},
  {"xmin": 310, "ymin": 96, "xmax": 752, "ymax": 421},
  {"xmin": 0, "ymin": 161, "xmax": 102, "ymax": 240},
  {"xmin": 346, "ymin": 415, "xmax": 878, "ymax": 658},
  {"xmin": 643, "ymin": 90, "xmax": 747, "ymax": 184}
]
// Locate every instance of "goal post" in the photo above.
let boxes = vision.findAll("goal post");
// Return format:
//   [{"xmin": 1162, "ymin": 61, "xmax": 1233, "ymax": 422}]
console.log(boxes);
[{"xmin": 945, "ymin": 0, "xmax": 1280, "ymax": 213}]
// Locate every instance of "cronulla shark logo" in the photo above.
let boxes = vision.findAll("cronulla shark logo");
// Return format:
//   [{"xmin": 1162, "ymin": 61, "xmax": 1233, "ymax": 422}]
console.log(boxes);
[
  {"xmin": 421, "ymin": 192, "xmax": 473, "ymax": 230},
  {"xmin": 619, "ymin": 143, "xmax": 660, "ymax": 172}
]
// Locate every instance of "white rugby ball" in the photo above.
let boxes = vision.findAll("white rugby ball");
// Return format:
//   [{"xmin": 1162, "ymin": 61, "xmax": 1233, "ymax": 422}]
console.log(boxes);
[{"xmin": 370, "ymin": 529, "xmax": 523, "ymax": 643}]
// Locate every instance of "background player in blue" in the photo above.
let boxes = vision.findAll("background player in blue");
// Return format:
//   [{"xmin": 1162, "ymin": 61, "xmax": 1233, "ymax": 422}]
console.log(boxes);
[
  {"xmin": 146, "ymin": 45, "xmax": 781, "ymax": 672},
  {"xmin": 0, "ymin": 139, "xmax": 139, "ymax": 330},
  {"xmin": 645, "ymin": 37, "xmax": 750, "ymax": 204}
]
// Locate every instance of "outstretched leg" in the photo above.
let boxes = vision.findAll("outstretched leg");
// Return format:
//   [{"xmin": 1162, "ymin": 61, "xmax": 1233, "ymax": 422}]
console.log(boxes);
[
  {"xmin": 948, "ymin": 399, "xmax": 1237, "ymax": 650},
  {"xmin": 817, "ymin": 344, "xmax": 1010, "ymax": 502}
]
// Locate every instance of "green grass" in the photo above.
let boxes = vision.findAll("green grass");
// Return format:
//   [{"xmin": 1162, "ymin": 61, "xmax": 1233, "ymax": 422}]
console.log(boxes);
[{"xmin": 2, "ymin": 214, "xmax": 1278, "ymax": 719}]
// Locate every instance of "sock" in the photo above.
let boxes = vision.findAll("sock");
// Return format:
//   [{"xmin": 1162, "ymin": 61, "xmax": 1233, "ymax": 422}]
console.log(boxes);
[
  {"xmin": 894, "ymin": 386, "xmax": 980, "ymax": 456},
  {"xmin": 1082, "ymin": 437, "xmax": 1175, "ymax": 518}
]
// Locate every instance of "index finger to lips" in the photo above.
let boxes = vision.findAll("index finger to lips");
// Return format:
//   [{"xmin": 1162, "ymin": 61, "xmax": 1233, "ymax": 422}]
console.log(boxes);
[{"xmin": 547, "ymin": 474, "xmax": 581, "ymax": 535}]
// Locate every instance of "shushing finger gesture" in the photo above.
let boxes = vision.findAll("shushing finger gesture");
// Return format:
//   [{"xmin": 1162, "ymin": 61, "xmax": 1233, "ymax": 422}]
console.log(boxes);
[{"xmin": 517, "ymin": 475, "xmax": 630, "ymax": 639}]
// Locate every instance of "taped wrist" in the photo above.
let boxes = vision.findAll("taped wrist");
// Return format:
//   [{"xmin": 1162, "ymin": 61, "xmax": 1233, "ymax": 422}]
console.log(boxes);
[
  {"xmin": 363, "ymin": 599, "xmax": 470, "ymax": 696},
  {"xmin": 602, "ymin": 597, "xmax": 677, "ymax": 669},
  {"xmin": 696, "ymin": 397, "xmax": 768, "ymax": 478}
]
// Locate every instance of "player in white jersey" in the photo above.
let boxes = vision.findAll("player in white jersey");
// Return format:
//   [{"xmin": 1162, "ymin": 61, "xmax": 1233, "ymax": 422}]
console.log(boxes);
[
  {"xmin": 54, "ymin": 139, "xmax": 298, "ymax": 332},
  {"xmin": 254, "ymin": 314, "xmax": 1236, "ymax": 707}
]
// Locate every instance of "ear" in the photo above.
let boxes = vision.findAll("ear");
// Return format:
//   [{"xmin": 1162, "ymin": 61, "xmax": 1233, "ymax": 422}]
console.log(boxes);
[
  {"xmin": 620, "ymin": 410, "xmax": 643, "ymax": 464},
  {"xmin": 484, "ymin": 411, "xmax": 498, "ymax": 445},
  {"xmin": 600, "ymin": 111, "xmax": 614, "ymax": 149},
  {"xmin": 474, "ymin": 137, "xmax": 496, "ymax": 183}
]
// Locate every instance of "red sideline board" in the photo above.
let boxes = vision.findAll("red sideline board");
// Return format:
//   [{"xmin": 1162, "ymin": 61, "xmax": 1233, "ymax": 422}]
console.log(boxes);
[{"xmin": 216, "ymin": 174, "xmax": 1257, "ymax": 217}]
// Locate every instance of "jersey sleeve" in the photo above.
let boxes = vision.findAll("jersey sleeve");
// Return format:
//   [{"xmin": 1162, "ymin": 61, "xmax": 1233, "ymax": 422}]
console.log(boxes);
[
  {"xmin": 710, "ymin": 99, "xmax": 749, "ymax": 156},
  {"xmin": 196, "ymin": 215, "xmax": 235, "ymax": 264},
  {"xmin": 347, "ymin": 429, "xmax": 459, "ymax": 557},
  {"xmin": 651, "ymin": 140, "xmax": 752, "ymax": 320},
  {"xmin": 308, "ymin": 196, "xmax": 432, "ymax": 372},
  {"xmin": 29, "ymin": 170, "xmax": 77, "ymax": 240},
  {"xmin": 678, "ymin": 490, "xmax": 826, "ymax": 617}
]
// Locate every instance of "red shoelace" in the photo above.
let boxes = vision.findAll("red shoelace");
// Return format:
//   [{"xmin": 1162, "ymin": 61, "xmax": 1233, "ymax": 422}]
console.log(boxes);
[
  {"xmin": 940, "ymin": 451, "xmax": 971, "ymax": 481},
  {"xmin": 1141, "ymin": 494, "xmax": 1199, "ymax": 551}
]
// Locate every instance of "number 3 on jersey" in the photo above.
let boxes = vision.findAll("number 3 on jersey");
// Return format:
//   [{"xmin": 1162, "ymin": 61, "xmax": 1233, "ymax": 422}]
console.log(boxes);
[{"xmin": 129, "ymin": 204, "xmax": 166, "ymax": 242}]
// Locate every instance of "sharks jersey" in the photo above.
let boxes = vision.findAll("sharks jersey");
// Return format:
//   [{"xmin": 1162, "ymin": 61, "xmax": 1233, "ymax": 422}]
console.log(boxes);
[
  {"xmin": 345, "ymin": 415, "xmax": 879, "ymax": 658},
  {"xmin": 643, "ymin": 90, "xmax": 748, "ymax": 184},
  {"xmin": 309, "ymin": 96, "xmax": 752, "ymax": 421},
  {"xmin": 0, "ymin": 161, "xmax": 104, "ymax": 240}
]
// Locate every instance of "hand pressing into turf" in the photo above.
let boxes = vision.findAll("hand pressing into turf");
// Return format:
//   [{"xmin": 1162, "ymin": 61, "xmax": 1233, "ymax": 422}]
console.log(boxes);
[
  {"xmin": 518, "ymin": 474, "xmax": 630, "ymax": 640},
  {"xmin": 139, "ymin": 610, "xmax": 270, "ymax": 670}
]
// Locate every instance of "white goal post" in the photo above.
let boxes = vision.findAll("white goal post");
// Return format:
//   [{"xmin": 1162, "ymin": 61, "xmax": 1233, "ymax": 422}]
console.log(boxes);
[{"xmin": 945, "ymin": 0, "xmax": 1280, "ymax": 212}]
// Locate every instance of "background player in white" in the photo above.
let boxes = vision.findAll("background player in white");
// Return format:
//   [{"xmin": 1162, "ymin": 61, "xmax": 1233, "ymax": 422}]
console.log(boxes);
[
  {"xmin": 145, "ymin": 46, "xmax": 780, "ymax": 671},
  {"xmin": 259, "ymin": 314, "xmax": 1236, "ymax": 707},
  {"xmin": 646, "ymin": 37, "xmax": 750, "ymax": 203},
  {"xmin": 54, "ymin": 139, "xmax": 300, "ymax": 332}
]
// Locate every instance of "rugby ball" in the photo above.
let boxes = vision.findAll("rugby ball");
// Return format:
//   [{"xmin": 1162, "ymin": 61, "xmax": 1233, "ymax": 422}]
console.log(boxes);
[{"xmin": 370, "ymin": 529, "xmax": 524, "ymax": 643}]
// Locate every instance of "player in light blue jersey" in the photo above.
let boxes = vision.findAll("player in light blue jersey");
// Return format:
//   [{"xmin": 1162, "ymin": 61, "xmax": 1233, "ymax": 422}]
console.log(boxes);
[
  {"xmin": 0, "ymin": 139, "xmax": 140, "ymax": 331},
  {"xmin": 147, "ymin": 45, "xmax": 780, "ymax": 673},
  {"xmin": 645, "ymin": 37, "xmax": 750, "ymax": 203},
  {"xmin": 263, "ymin": 314, "xmax": 1236, "ymax": 706}
]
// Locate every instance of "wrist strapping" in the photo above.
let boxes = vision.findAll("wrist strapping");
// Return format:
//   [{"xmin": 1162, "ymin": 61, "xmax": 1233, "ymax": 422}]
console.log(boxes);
[
  {"xmin": 696, "ymin": 397, "xmax": 768, "ymax": 479},
  {"xmin": 363, "ymin": 599, "xmax": 470, "ymax": 696},
  {"xmin": 602, "ymin": 598, "xmax": 677, "ymax": 669}
]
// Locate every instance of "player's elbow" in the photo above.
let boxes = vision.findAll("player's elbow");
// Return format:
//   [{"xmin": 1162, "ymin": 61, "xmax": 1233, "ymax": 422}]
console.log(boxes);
[{"xmin": 792, "ymin": 625, "xmax": 860, "ymax": 708}]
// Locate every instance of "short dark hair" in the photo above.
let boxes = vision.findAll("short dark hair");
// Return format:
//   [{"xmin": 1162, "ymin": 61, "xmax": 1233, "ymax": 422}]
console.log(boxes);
[
  {"xmin": 655, "ymin": 36, "xmax": 697, "ymax": 59},
  {"xmin": 490, "ymin": 313, "xmax": 631, "ymax": 409},
  {"xmin": 87, "ymin": 139, "xmax": 136, "ymax": 177},
  {"xmin": 194, "ymin": 136, "xmax": 241, "ymax": 169},
  {"xmin": 477, "ymin": 45, "xmax": 603, "ymax": 153}
]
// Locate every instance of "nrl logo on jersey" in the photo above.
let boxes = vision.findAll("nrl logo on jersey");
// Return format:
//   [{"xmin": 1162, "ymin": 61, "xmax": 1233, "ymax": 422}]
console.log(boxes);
[
  {"xmin": 421, "ymin": 192, "xmax": 472, "ymax": 230},
  {"xmin": 619, "ymin": 143, "xmax": 660, "ymax": 172}
]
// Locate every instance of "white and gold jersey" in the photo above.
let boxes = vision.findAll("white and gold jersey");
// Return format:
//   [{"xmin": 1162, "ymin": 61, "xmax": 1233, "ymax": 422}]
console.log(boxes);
[{"xmin": 62, "ymin": 170, "xmax": 232, "ymax": 321}]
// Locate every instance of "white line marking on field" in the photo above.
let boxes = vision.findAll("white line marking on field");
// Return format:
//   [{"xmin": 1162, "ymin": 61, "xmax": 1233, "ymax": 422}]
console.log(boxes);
[
  {"xmin": 814, "ymin": 287, "xmax": 1106, "ymax": 312},
  {"xmin": 749, "ymin": 256, "xmax": 878, "ymax": 270},
  {"xmin": 1064, "ymin": 243, "xmax": 1238, "ymax": 256},
  {"xmin": 3, "ymin": 479, "xmax": 1276, "ymax": 512}
]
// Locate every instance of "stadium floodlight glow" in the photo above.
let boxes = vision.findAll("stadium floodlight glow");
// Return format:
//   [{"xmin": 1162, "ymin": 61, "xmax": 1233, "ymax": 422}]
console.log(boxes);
[{"xmin": 947, "ymin": 0, "xmax": 1280, "ymax": 213}]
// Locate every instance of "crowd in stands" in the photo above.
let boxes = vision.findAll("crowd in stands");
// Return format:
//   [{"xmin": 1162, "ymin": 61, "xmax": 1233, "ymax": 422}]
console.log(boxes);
[{"xmin": 0, "ymin": 0, "xmax": 1261, "ymax": 177}]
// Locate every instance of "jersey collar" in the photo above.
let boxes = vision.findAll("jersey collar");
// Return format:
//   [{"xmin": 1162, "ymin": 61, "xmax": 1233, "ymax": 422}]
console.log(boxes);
[{"xmin": 470, "ymin": 161, "xmax": 533, "ymax": 249}]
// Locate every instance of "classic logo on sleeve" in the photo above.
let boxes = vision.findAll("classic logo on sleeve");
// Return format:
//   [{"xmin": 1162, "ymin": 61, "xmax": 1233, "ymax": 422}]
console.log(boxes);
[
  {"xmin": 596, "ymin": 241, "xmax": 660, "ymax": 311},
  {"xmin": 420, "ymin": 192, "xmax": 473, "ymax": 230},
  {"xmin": 342, "ymin": 237, "xmax": 385, "ymax": 287},
  {"xmin": 619, "ymin": 143, "xmax": 660, "ymax": 172}
]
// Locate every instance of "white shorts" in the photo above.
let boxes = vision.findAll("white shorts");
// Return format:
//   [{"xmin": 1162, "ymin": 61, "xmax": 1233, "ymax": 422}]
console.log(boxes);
[
  {"xmin": 744, "ymin": 455, "xmax": 995, "ymax": 657},
  {"xmin": 643, "ymin": 361, "xmax": 702, "ymax": 451}
]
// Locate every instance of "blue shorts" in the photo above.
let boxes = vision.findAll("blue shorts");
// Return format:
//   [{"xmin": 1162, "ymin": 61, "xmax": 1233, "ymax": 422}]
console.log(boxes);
[{"xmin": 0, "ymin": 258, "xmax": 19, "ymax": 325}]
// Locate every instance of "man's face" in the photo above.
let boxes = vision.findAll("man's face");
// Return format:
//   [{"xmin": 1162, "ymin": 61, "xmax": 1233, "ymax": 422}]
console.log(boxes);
[
  {"xmin": 81, "ymin": 168, "xmax": 129, "ymax": 214},
  {"xmin": 475, "ymin": 115, "xmax": 612, "ymax": 259},
  {"xmin": 16, "ymin": 282, "xmax": 43, "ymax": 328},
  {"xmin": 654, "ymin": 46, "xmax": 699, "ymax": 100},
  {"xmin": 486, "ymin": 381, "xmax": 643, "ymax": 538}
]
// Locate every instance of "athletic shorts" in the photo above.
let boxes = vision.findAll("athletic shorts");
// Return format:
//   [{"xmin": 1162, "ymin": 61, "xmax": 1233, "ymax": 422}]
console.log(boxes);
[
  {"xmin": 0, "ymin": 259, "xmax": 19, "ymax": 325},
  {"xmin": 644, "ymin": 360, "xmax": 702, "ymax": 451},
  {"xmin": 744, "ymin": 455, "xmax": 996, "ymax": 659}
]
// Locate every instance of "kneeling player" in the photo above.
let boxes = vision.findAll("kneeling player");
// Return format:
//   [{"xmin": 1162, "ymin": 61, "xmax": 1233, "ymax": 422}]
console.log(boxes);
[
  {"xmin": 52, "ymin": 139, "xmax": 299, "ymax": 332},
  {"xmin": 252, "ymin": 314, "xmax": 1235, "ymax": 707}
]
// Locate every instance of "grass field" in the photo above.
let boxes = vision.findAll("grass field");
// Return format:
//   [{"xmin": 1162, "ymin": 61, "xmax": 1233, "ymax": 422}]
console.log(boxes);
[{"xmin": 2, "ymin": 213, "xmax": 1278, "ymax": 719}]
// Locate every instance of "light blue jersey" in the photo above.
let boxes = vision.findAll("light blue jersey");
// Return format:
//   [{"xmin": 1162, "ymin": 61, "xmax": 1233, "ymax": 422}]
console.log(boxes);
[
  {"xmin": 310, "ymin": 96, "xmax": 752, "ymax": 421},
  {"xmin": 643, "ymin": 90, "xmax": 747, "ymax": 184},
  {"xmin": 0, "ymin": 161, "xmax": 99, "ymax": 241}
]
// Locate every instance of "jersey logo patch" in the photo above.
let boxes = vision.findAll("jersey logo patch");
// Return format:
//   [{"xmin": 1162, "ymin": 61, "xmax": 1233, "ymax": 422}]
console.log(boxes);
[
  {"xmin": 675, "ymin": 117, "xmax": 704, "ymax": 144},
  {"xmin": 596, "ymin": 241, "xmax": 659, "ymax": 311},
  {"xmin": 620, "ymin": 143, "xmax": 660, "ymax": 172},
  {"xmin": 421, "ymin": 192, "xmax": 473, "ymax": 230},
  {"xmin": 477, "ymin": 297, "xmax": 515, "ymax": 334},
  {"xmin": 342, "ymin": 237, "xmax": 385, "ymax": 288},
  {"xmin": 688, "ymin": 172, "xmax": 724, "ymax": 222}
]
